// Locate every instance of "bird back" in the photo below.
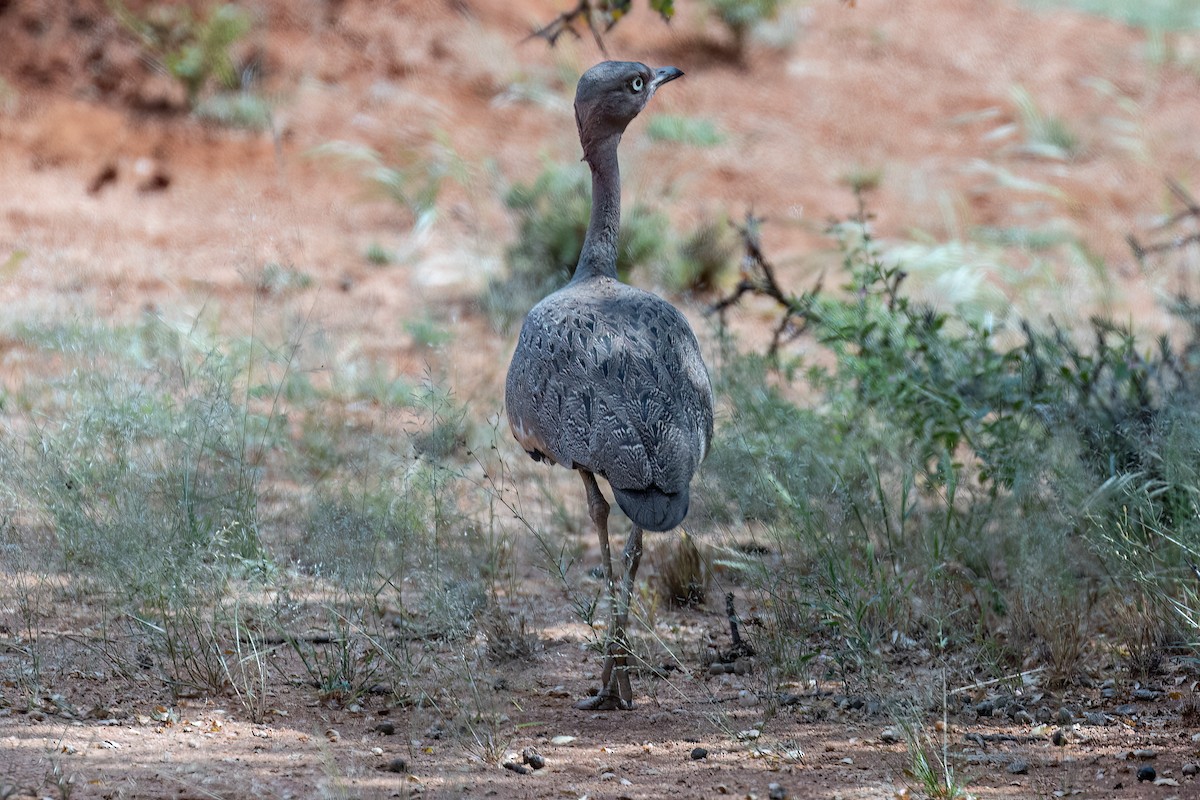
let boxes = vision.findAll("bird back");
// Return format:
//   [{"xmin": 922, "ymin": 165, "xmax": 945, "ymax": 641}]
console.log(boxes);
[{"xmin": 506, "ymin": 276, "xmax": 713, "ymax": 531}]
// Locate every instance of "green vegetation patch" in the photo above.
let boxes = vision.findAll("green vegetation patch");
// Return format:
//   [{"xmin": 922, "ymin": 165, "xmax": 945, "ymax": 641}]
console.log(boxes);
[
  {"xmin": 1025, "ymin": 0, "xmax": 1200, "ymax": 30},
  {"xmin": 647, "ymin": 114, "xmax": 725, "ymax": 147}
]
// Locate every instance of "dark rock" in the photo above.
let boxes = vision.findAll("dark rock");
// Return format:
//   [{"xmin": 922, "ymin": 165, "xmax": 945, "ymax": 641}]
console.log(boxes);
[
  {"xmin": 382, "ymin": 757, "xmax": 408, "ymax": 773},
  {"xmin": 1052, "ymin": 729, "xmax": 1067, "ymax": 747},
  {"xmin": 1182, "ymin": 763, "xmax": 1198, "ymax": 776},
  {"xmin": 690, "ymin": 747, "xmax": 709, "ymax": 760},
  {"xmin": 768, "ymin": 783, "xmax": 786, "ymax": 800},
  {"xmin": 1133, "ymin": 688, "xmax": 1159, "ymax": 701},
  {"xmin": 1036, "ymin": 706, "xmax": 1053, "ymax": 723},
  {"xmin": 975, "ymin": 700, "xmax": 994, "ymax": 717},
  {"xmin": 1007, "ymin": 759, "xmax": 1029, "ymax": 775},
  {"xmin": 1056, "ymin": 707, "xmax": 1074, "ymax": 724},
  {"xmin": 522, "ymin": 747, "xmax": 545, "ymax": 770},
  {"xmin": 374, "ymin": 721, "xmax": 396, "ymax": 735},
  {"xmin": 1084, "ymin": 712, "xmax": 1107, "ymax": 727},
  {"xmin": 1114, "ymin": 704, "xmax": 1137, "ymax": 716},
  {"xmin": 1137, "ymin": 765, "xmax": 1156, "ymax": 782},
  {"xmin": 503, "ymin": 761, "xmax": 530, "ymax": 775}
]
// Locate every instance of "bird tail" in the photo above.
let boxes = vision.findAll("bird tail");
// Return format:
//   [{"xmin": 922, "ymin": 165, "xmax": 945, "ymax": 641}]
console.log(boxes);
[{"xmin": 611, "ymin": 485, "xmax": 690, "ymax": 532}]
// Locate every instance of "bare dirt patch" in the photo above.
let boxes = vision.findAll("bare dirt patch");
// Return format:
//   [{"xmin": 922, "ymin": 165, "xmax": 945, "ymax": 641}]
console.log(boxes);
[{"xmin": 2, "ymin": 1, "xmax": 1199, "ymax": 798}]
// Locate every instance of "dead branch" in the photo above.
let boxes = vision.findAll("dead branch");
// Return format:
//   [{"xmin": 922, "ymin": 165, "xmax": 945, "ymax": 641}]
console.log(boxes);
[
  {"xmin": 525, "ymin": 0, "xmax": 609, "ymax": 57},
  {"xmin": 1127, "ymin": 178, "xmax": 1200, "ymax": 264},
  {"xmin": 709, "ymin": 212, "xmax": 820, "ymax": 356}
]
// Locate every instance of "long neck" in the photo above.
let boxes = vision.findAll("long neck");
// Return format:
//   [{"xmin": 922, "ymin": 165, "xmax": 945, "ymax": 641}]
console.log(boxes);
[{"xmin": 573, "ymin": 133, "xmax": 622, "ymax": 283}]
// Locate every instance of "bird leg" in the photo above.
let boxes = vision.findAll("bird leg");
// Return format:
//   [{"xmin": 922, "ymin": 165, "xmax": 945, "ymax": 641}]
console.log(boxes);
[
  {"xmin": 610, "ymin": 523, "xmax": 643, "ymax": 704},
  {"xmin": 574, "ymin": 471, "xmax": 639, "ymax": 711}
]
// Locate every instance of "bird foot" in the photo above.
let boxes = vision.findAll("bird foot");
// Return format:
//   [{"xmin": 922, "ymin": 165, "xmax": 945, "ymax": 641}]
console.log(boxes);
[{"xmin": 573, "ymin": 692, "xmax": 634, "ymax": 711}]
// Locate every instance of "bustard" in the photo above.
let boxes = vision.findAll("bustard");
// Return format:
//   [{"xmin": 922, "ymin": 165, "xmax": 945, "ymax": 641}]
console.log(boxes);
[{"xmin": 505, "ymin": 61, "xmax": 714, "ymax": 710}]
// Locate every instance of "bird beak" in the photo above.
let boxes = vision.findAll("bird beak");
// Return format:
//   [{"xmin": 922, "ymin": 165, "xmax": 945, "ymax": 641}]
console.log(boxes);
[{"xmin": 651, "ymin": 66, "xmax": 684, "ymax": 90}]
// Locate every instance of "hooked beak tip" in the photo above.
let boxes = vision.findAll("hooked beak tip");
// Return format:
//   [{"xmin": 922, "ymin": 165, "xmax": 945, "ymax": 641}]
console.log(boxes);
[{"xmin": 652, "ymin": 66, "xmax": 684, "ymax": 88}]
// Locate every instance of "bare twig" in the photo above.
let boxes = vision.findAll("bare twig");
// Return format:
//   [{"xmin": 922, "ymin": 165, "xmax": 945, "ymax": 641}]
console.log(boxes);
[
  {"xmin": 1128, "ymin": 178, "xmax": 1200, "ymax": 263},
  {"xmin": 1166, "ymin": 176, "xmax": 1200, "ymax": 219},
  {"xmin": 525, "ymin": 0, "xmax": 609, "ymax": 56},
  {"xmin": 709, "ymin": 212, "xmax": 820, "ymax": 356},
  {"xmin": 724, "ymin": 592, "xmax": 755, "ymax": 659}
]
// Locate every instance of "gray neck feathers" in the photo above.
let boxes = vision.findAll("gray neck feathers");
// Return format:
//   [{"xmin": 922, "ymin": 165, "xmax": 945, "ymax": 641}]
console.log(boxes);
[{"xmin": 573, "ymin": 133, "xmax": 622, "ymax": 283}]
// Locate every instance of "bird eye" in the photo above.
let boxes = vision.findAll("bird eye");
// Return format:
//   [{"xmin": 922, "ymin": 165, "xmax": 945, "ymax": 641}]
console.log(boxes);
[{"xmin": 630, "ymin": 76, "xmax": 644, "ymax": 92}]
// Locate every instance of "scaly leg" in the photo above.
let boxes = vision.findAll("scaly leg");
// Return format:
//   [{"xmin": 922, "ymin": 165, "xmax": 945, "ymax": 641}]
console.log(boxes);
[
  {"xmin": 611, "ymin": 524, "xmax": 643, "ymax": 704},
  {"xmin": 574, "ymin": 471, "xmax": 636, "ymax": 710}
]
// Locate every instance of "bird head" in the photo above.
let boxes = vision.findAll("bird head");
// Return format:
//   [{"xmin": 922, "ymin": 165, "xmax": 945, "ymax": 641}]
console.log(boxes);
[{"xmin": 574, "ymin": 61, "xmax": 684, "ymax": 159}]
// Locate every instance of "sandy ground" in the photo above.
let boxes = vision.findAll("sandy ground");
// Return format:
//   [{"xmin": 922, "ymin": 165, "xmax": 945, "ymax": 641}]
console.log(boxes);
[{"xmin": 2, "ymin": 0, "xmax": 1199, "ymax": 797}]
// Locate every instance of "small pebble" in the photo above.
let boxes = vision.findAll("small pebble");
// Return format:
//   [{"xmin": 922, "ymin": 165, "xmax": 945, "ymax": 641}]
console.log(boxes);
[
  {"xmin": 1084, "ymin": 712, "xmax": 1107, "ymax": 727},
  {"xmin": 1132, "ymin": 749, "xmax": 1158, "ymax": 759},
  {"xmin": 1136, "ymin": 765, "xmax": 1156, "ymax": 782},
  {"xmin": 1007, "ymin": 759, "xmax": 1029, "ymax": 775},
  {"xmin": 690, "ymin": 747, "xmax": 709, "ymax": 760},
  {"xmin": 1133, "ymin": 688, "xmax": 1159, "ymax": 701},
  {"xmin": 1182, "ymin": 763, "xmax": 1198, "ymax": 776},
  {"xmin": 768, "ymin": 783, "xmax": 787, "ymax": 800},
  {"xmin": 880, "ymin": 727, "xmax": 900, "ymax": 744},
  {"xmin": 1114, "ymin": 704, "xmax": 1137, "ymax": 716},
  {"xmin": 600, "ymin": 771, "xmax": 617, "ymax": 781}
]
